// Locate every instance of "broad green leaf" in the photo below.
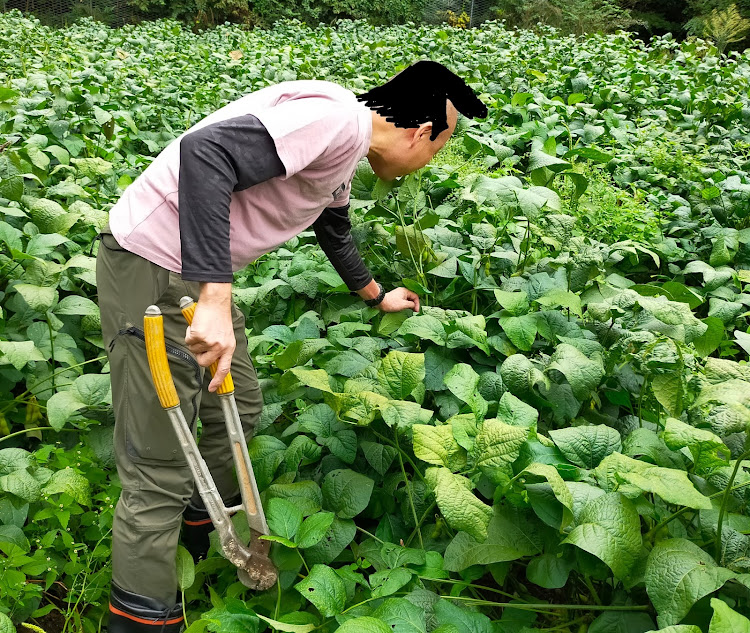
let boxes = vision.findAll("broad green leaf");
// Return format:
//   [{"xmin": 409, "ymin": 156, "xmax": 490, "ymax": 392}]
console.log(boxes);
[
  {"xmin": 304, "ymin": 517, "xmax": 356, "ymax": 565},
  {"xmin": 588, "ymin": 611, "xmax": 656, "ymax": 633},
  {"xmin": 14, "ymin": 283, "xmax": 58, "ymax": 312},
  {"xmin": 53, "ymin": 295, "xmax": 99, "ymax": 316},
  {"xmin": 652, "ymin": 374, "xmax": 685, "ymax": 417},
  {"xmin": 322, "ymin": 469, "xmax": 374, "ymax": 519},
  {"xmin": 443, "ymin": 508, "xmax": 541, "ymax": 571},
  {"xmin": 0, "ymin": 449, "xmax": 33, "ymax": 474},
  {"xmin": 448, "ymin": 413, "xmax": 478, "ymax": 452},
  {"xmin": 298, "ymin": 404, "xmax": 357, "ymax": 463},
  {"xmin": 522, "ymin": 462, "xmax": 574, "ymax": 528},
  {"xmin": 296, "ymin": 512, "xmax": 335, "ymax": 549},
  {"xmin": 336, "ymin": 618, "xmax": 391, "ymax": 633},
  {"xmin": 378, "ymin": 351, "xmax": 425, "ymax": 400},
  {"xmin": 321, "ymin": 350, "xmax": 371, "ymax": 378},
  {"xmin": 708, "ymin": 598, "xmax": 750, "ymax": 633},
  {"xmin": 381, "ymin": 399, "xmax": 433, "ymax": 430},
  {"xmin": 433, "ymin": 599, "xmax": 493, "ymax": 633},
  {"xmin": 493, "ymin": 289, "xmax": 529, "ymax": 316},
  {"xmin": 267, "ymin": 497, "xmax": 303, "ymax": 540},
  {"xmin": 528, "ymin": 148, "xmax": 570, "ymax": 172},
  {"xmin": 361, "ymin": 441, "xmax": 397, "ymax": 476},
  {"xmin": 472, "ymin": 418, "xmax": 528, "ymax": 482},
  {"xmin": 46, "ymin": 390, "xmax": 86, "ymax": 431},
  {"xmin": 266, "ymin": 481, "xmax": 322, "ymax": 517},
  {"xmin": 74, "ymin": 374, "xmax": 111, "ymax": 406},
  {"xmin": 594, "ymin": 453, "xmax": 711, "ymax": 510},
  {"xmin": 0, "ymin": 525, "xmax": 29, "ymax": 555},
  {"xmin": 526, "ymin": 552, "xmax": 573, "ymax": 589},
  {"xmin": 42, "ymin": 468, "xmax": 91, "ymax": 505},
  {"xmin": 496, "ymin": 392, "xmax": 538, "ymax": 427},
  {"xmin": 662, "ymin": 418, "xmax": 729, "ymax": 474},
  {"xmin": 275, "ymin": 339, "xmax": 331, "ymax": 370},
  {"xmin": 0, "ymin": 613, "xmax": 14, "ymax": 633},
  {"xmin": 646, "ymin": 539, "xmax": 735, "ymax": 627},
  {"xmin": 549, "ymin": 425, "xmax": 621, "ymax": 469},
  {"xmin": 413, "ymin": 424, "xmax": 466, "ymax": 471},
  {"xmin": 295, "ymin": 564, "xmax": 346, "ymax": 617},
  {"xmin": 176, "ymin": 545, "xmax": 195, "ymax": 591},
  {"xmin": 498, "ymin": 313, "xmax": 537, "ymax": 351},
  {"xmin": 694, "ymin": 317, "xmax": 725, "ymax": 357},
  {"xmin": 449, "ymin": 315, "xmax": 490, "ymax": 354},
  {"xmin": 0, "ymin": 341, "xmax": 46, "ymax": 371},
  {"xmin": 370, "ymin": 567, "xmax": 414, "ymax": 598},
  {"xmin": 287, "ymin": 367, "xmax": 333, "ymax": 393},
  {"xmin": 426, "ymin": 467, "xmax": 492, "ymax": 542},
  {"xmin": 257, "ymin": 615, "xmax": 314, "ymax": 633},
  {"xmin": 0, "ymin": 469, "xmax": 41, "ymax": 502},
  {"xmin": 562, "ymin": 492, "xmax": 641, "ymax": 579},
  {"xmin": 372, "ymin": 598, "xmax": 427, "ymax": 633},
  {"xmin": 397, "ymin": 315, "xmax": 447, "ymax": 345},
  {"xmin": 547, "ymin": 343, "xmax": 604, "ymax": 400},
  {"xmin": 202, "ymin": 598, "xmax": 259, "ymax": 633},
  {"xmin": 443, "ymin": 363, "xmax": 488, "ymax": 418},
  {"xmin": 25, "ymin": 233, "xmax": 68, "ymax": 257},
  {"xmin": 396, "ymin": 224, "xmax": 431, "ymax": 262},
  {"xmin": 535, "ymin": 289, "xmax": 583, "ymax": 318}
]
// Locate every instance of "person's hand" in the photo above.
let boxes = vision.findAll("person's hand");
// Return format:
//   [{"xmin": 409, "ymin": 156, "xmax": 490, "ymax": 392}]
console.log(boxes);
[
  {"xmin": 185, "ymin": 284, "xmax": 235, "ymax": 392},
  {"xmin": 378, "ymin": 287, "xmax": 420, "ymax": 313}
]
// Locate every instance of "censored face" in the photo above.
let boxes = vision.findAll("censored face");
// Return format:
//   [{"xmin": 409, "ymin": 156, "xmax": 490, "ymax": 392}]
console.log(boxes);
[{"xmin": 369, "ymin": 101, "xmax": 458, "ymax": 181}]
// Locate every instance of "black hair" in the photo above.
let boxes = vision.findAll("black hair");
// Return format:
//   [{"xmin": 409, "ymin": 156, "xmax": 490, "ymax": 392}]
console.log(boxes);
[{"xmin": 355, "ymin": 60, "xmax": 488, "ymax": 141}]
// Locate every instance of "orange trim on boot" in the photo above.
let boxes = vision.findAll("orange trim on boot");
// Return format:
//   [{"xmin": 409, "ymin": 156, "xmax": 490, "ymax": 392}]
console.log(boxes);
[
  {"xmin": 109, "ymin": 604, "xmax": 184, "ymax": 626},
  {"xmin": 183, "ymin": 517, "xmax": 213, "ymax": 526}
]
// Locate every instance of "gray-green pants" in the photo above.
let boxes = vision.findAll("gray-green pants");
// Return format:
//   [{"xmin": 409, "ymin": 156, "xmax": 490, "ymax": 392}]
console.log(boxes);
[{"xmin": 96, "ymin": 229, "xmax": 263, "ymax": 605}]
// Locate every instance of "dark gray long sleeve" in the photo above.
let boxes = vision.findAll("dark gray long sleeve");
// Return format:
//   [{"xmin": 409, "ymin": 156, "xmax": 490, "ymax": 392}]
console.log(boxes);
[
  {"xmin": 178, "ymin": 114, "xmax": 285, "ymax": 282},
  {"xmin": 313, "ymin": 204, "xmax": 373, "ymax": 292}
]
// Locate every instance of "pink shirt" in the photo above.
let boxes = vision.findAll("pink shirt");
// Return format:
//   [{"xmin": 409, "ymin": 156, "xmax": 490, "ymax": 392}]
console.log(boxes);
[{"xmin": 108, "ymin": 80, "xmax": 373, "ymax": 273}]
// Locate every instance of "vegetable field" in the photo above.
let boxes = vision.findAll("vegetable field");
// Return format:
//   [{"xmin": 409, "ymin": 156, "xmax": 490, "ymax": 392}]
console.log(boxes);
[{"xmin": 3, "ymin": 9, "xmax": 750, "ymax": 632}]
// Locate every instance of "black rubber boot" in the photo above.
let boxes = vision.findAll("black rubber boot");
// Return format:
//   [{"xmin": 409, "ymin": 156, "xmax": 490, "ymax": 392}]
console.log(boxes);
[
  {"xmin": 107, "ymin": 583, "xmax": 184, "ymax": 632},
  {"xmin": 181, "ymin": 494, "xmax": 242, "ymax": 561},
  {"xmin": 181, "ymin": 502, "xmax": 213, "ymax": 562}
]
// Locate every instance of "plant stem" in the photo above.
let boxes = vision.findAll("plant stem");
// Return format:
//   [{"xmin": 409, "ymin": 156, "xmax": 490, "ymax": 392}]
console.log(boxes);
[
  {"xmin": 275, "ymin": 578, "xmax": 281, "ymax": 620},
  {"xmin": 394, "ymin": 430, "xmax": 423, "ymax": 549},
  {"xmin": 297, "ymin": 549, "xmax": 310, "ymax": 575},
  {"xmin": 356, "ymin": 526, "xmax": 384, "ymax": 544},
  {"xmin": 0, "ymin": 427, "xmax": 79, "ymax": 444},
  {"xmin": 47, "ymin": 315, "xmax": 56, "ymax": 390},
  {"xmin": 418, "ymin": 576, "xmax": 519, "ymax": 601},
  {"xmin": 441, "ymin": 595, "xmax": 649, "ymax": 611},
  {"xmin": 646, "ymin": 477, "xmax": 750, "ymax": 539},
  {"xmin": 583, "ymin": 575, "xmax": 602, "ymax": 606},
  {"xmin": 405, "ymin": 500, "xmax": 436, "ymax": 548},
  {"xmin": 715, "ymin": 450, "xmax": 750, "ymax": 562}
]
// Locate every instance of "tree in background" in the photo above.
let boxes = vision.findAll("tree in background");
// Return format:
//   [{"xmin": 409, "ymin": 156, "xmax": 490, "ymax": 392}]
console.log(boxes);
[
  {"xmin": 686, "ymin": 2, "xmax": 750, "ymax": 52},
  {"xmin": 492, "ymin": 0, "xmax": 642, "ymax": 35},
  {"xmin": 490, "ymin": 0, "xmax": 749, "ymax": 50}
]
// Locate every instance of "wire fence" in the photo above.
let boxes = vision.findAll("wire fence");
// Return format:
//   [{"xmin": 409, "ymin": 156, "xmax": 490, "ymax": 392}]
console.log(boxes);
[
  {"xmin": 422, "ymin": 0, "xmax": 498, "ymax": 28},
  {"xmin": 1, "ymin": 0, "xmax": 499, "ymax": 29},
  {"xmin": 2, "ymin": 0, "xmax": 140, "ymax": 27}
]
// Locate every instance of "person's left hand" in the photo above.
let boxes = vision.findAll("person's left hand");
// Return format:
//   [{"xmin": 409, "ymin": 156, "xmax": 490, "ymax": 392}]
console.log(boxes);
[{"xmin": 378, "ymin": 287, "xmax": 420, "ymax": 313}]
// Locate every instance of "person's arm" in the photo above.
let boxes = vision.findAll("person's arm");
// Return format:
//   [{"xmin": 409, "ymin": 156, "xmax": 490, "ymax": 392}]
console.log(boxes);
[
  {"xmin": 178, "ymin": 114, "xmax": 285, "ymax": 391},
  {"xmin": 312, "ymin": 206, "xmax": 420, "ymax": 313}
]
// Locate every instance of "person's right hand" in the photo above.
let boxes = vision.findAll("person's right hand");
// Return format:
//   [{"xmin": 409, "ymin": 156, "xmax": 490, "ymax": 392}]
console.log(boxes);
[{"xmin": 185, "ymin": 283, "xmax": 235, "ymax": 392}]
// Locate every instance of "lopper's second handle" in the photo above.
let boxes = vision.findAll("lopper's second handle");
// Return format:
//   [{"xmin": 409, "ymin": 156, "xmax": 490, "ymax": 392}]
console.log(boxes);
[
  {"xmin": 180, "ymin": 297, "xmax": 235, "ymax": 395},
  {"xmin": 144, "ymin": 306, "xmax": 180, "ymax": 409}
]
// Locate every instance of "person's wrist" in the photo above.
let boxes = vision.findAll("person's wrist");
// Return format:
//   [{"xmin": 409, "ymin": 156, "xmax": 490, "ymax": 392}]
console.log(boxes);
[{"xmin": 363, "ymin": 282, "xmax": 386, "ymax": 307}]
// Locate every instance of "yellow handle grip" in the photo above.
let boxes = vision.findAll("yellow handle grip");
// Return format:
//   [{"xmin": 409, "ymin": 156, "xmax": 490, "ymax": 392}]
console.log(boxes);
[
  {"xmin": 180, "ymin": 297, "xmax": 235, "ymax": 395},
  {"xmin": 144, "ymin": 306, "xmax": 180, "ymax": 409}
]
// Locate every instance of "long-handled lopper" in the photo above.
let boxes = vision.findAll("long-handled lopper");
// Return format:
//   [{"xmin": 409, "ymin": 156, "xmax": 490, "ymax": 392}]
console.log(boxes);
[{"xmin": 143, "ymin": 298, "xmax": 277, "ymax": 591}]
